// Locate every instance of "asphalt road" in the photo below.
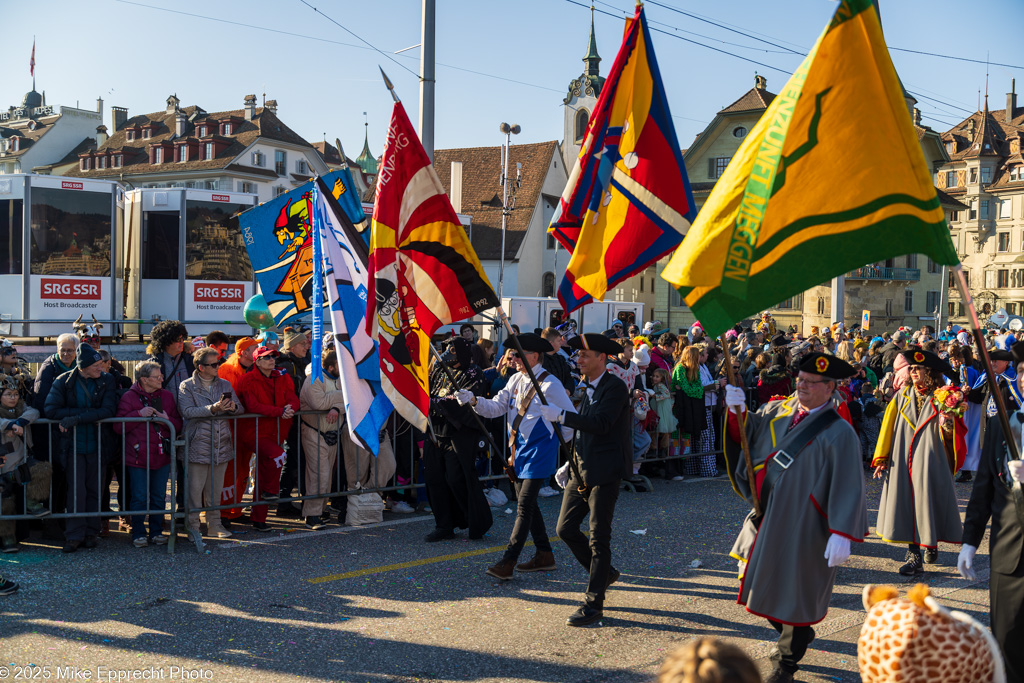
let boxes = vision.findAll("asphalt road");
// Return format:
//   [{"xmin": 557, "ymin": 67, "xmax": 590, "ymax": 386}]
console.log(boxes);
[{"xmin": 0, "ymin": 474, "xmax": 991, "ymax": 683}]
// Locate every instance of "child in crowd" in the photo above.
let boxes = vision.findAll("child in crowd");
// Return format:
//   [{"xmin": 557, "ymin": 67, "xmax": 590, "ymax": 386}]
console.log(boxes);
[
  {"xmin": 658, "ymin": 638, "xmax": 761, "ymax": 683},
  {"xmin": 651, "ymin": 368, "xmax": 681, "ymax": 480},
  {"xmin": 0, "ymin": 376, "xmax": 52, "ymax": 553}
]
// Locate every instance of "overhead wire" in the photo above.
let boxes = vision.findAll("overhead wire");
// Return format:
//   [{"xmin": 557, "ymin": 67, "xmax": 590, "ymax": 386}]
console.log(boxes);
[{"xmin": 296, "ymin": 0, "xmax": 418, "ymax": 78}]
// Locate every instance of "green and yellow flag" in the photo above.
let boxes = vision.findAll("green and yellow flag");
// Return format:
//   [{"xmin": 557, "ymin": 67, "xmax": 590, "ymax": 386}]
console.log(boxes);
[{"xmin": 661, "ymin": 0, "xmax": 959, "ymax": 338}]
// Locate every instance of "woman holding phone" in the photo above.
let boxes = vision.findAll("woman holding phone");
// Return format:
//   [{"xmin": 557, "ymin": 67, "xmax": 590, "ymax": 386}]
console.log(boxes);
[{"xmin": 178, "ymin": 347, "xmax": 244, "ymax": 543}]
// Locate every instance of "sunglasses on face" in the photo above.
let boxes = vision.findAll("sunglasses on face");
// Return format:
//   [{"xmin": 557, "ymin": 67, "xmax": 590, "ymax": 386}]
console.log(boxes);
[{"xmin": 200, "ymin": 360, "xmax": 223, "ymax": 367}]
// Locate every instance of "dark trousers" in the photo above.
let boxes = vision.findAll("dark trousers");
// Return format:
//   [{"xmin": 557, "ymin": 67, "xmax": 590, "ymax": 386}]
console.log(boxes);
[
  {"xmin": 65, "ymin": 450, "xmax": 101, "ymax": 542},
  {"xmin": 423, "ymin": 431, "xmax": 492, "ymax": 538},
  {"xmin": 279, "ymin": 422, "xmax": 302, "ymax": 502},
  {"xmin": 556, "ymin": 478, "xmax": 619, "ymax": 608},
  {"xmin": 992, "ymin": 565, "xmax": 1024, "ymax": 683},
  {"xmin": 503, "ymin": 478, "xmax": 552, "ymax": 563},
  {"xmin": 102, "ymin": 458, "xmax": 128, "ymax": 516},
  {"xmin": 768, "ymin": 620, "xmax": 815, "ymax": 674}
]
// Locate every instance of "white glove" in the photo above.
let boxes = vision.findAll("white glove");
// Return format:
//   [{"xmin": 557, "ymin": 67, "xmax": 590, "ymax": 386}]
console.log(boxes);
[
  {"xmin": 737, "ymin": 559, "xmax": 747, "ymax": 579},
  {"xmin": 1010, "ymin": 460, "xmax": 1024, "ymax": 483},
  {"xmin": 554, "ymin": 462, "xmax": 570, "ymax": 489},
  {"xmin": 958, "ymin": 544, "xmax": 978, "ymax": 580},
  {"xmin": 455, "ymin": 389, "xmax": 475, "ymax": 406},
  {"xmin": 538, "ymin": 403, "xmax": 564, "ymax": 423},
  {"xmin": 823, "ymin": 534, "xmax": 851, "ymax": 567},
  {"xmin": 724, "ymin": 384, "xmax": 746, "ymax": 408}
]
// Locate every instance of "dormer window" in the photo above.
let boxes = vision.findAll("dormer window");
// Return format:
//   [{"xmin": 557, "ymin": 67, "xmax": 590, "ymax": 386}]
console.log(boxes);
[
  {"xmin": 97, "ymin": 156, "xmax": 106, "ymax": 169},
  {"xmin": 205, "ymin": 142, "xmax": 213, "ymax": 160},
  {"xmin": 179, "ymin": 145, "xmax": 187, "ymax": 162},
  {"xmin": 154, "ymin": 147, "xmax": 163, "ymax": 164},
  {"xmin": 113, "ymin": 154, "xmax": 122, "ymax": 168},
  {"xmin": 79, "ymin": 157, "xmax": 90, "ymax": 171},
  {"xmin": 143, "ymin": 129, "xmax": 152, "ymax": 140},
  {"xmin": 197, "ymin": 125, "xmax": 207, "ymax": 137},
  {"xmin": 126, "ymin": 130, "xmax": 135, "ymax": 142},
  {"xmin": 9, "ymin": 137, "xmax": 18, "ymax": 152},
  {"xmin": 223, "ymin": 123, "xmax": 233, "ymax": 135},
  {"xmin": 946, "ymin": 141, "xmax": 954, "ymax": 154}
]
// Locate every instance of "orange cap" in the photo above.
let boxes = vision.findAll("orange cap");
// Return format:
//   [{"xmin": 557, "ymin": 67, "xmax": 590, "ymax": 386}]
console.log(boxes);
[{"xmin": 235, "ymin": 337, "xmax": 258, "ymax": 353}]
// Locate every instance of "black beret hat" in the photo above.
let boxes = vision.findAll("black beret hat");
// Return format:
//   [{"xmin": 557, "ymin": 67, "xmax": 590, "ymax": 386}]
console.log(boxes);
[
  {"xmin": 900, "ymin": 348, "xmax": 956, "ymax": 380},
  {"xmin": 988, "ymin": 349, "xmax": 1014, "ymax": 362},
  {"xmin": 798, "ymin": 352, "xmax": 857, "ymax": 379},
  {"xmin": 770, "ymin": 333, "xmax": 790, "ymax": 348},
  {"xmin": 502, "ymin": 333, "xmax": 553, "ymax": 354},
  {"xmin": 567, "ymin": 333, "xmax": 624, "ymax": 356}
]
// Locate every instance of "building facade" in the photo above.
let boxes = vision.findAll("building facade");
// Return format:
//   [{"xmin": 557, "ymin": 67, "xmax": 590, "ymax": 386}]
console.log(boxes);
[
  {"xmin": 61, "ymin": 94, "xmax": 328, "ymax": 203},
  {"xmin": 941, "ymin": 83, "xmax": 1024, "ymax": 326},
  {"xmin": 0, "ymin": 87, "xmax": 103, "ymax": 176}
]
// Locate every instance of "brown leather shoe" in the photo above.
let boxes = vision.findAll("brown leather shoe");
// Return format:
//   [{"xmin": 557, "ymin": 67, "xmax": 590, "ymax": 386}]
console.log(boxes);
[
  {"xmin": 486, "ymin": 559, "xmax": 515, "ymax": 581},
  {"xmin": 516, "ymin": 550, "xmax": 556, "ymax": 572}
]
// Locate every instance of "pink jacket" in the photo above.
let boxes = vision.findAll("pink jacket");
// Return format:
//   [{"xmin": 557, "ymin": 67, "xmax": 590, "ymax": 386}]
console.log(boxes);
[{"xmin": 114, "ymin": 384, "xmax": 183, "ymax": 469}]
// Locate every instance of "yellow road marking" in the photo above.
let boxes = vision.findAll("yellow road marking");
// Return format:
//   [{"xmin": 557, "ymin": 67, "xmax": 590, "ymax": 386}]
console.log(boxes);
[{"xmin": 307, "ymin": 536, "xmax": 561, "ymax": 585}]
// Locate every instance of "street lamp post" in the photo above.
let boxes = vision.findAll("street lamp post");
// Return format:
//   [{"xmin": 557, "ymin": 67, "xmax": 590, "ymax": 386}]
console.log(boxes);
[{"xmin": 497, "ymin": 122, "xmax": 521, "ymax": 312}]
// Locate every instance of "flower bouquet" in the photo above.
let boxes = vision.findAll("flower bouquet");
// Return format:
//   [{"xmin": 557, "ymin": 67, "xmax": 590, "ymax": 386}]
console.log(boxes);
[{"xmin": 933, "ymin": 386, "xmax": 968, "ymax": 419}]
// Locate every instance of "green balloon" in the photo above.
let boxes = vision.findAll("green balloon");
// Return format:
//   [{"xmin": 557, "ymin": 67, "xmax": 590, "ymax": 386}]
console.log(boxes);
[{"xmin": 243, "ymin": 294, "xmax": 275, "ymax": 331}]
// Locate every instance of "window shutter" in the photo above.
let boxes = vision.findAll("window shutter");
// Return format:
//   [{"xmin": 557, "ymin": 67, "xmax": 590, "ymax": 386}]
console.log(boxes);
[{"xmin": 708, "ymin": 158, "xmax": 715, "ymax": 178}]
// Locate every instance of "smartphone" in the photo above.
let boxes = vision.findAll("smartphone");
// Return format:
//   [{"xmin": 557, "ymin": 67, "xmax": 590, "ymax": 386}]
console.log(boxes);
[{"xmin": 221, "ymin": 391, "xmax": 232, "ymax": 401}]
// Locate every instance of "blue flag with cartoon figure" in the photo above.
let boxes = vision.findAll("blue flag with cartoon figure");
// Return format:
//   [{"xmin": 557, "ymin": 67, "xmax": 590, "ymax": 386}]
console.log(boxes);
[{"xmin": 237, "ymin": 169, "xmax": 367, "ymax": 328}]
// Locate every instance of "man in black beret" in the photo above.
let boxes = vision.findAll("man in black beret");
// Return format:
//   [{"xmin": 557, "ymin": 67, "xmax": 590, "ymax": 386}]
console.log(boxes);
[
  {"xmin": 963, "ymin": 348, "xmax": 1022, "ymax": 483},
  {"xmin": 722, "ymin": 352, "xmax": 866, "ymax": 682},
  {"xmin": 537, "ymin": 333, "xmax": 631, "ymax": 626}
]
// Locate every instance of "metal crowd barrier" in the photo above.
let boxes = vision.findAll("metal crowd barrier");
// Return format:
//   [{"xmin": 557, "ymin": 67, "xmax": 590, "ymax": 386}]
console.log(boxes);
[{"xmin": 0, "ymin": 400, "xmax": 731, "ymax": 555}]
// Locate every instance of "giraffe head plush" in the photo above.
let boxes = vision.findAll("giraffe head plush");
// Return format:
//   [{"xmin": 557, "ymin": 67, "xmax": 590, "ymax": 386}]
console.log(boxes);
[{"xmin": 857, "ymin": 583, "xmax": 1003, "ymax": 683}]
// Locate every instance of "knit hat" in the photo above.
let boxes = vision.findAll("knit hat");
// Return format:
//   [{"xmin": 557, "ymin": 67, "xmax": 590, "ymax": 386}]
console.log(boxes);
[
  {"xmin": 282, "ymin": 329, "xmax": 305, "ymax": 351},
  {"xmin": 77, "ymin": 343, "xmax": 102, "ymax": 369}
]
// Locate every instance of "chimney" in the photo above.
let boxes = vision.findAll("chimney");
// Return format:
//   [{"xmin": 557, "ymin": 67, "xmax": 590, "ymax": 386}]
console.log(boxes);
[
  {"xmin": 1009, "ymin": 79, "xmax": 1017, "ymax": 123},
  {"xmin": 754, "ymin": 74, "xmax": 767, "ymax": 91},
  {"xmin": 967, "ymin": 118, "xmax": 976, "ymax": 138},
  {"xmin": 96, "ymin": 125, "xmax": 108, "ymax": 147},
  {"xmin": 450, "ymin": 161, "xmax": 463, "ymax": 214},
  {"xmin": 96, "ymin": 97, "xmax": 103, "ymax": 116},
  {"xmin": 174, "ymin": 110, "xmax": 187, "ymax": 138},
  {"xmin": 265, "ymin": 99, "xmax": 278, "ymax": 114},
  {"xmin": 243, "ymin": 94, "xmax": 257, "ymax": 121},
  {"xmin": 111, "ymin": 106, "xmax": 128, "ymax": 131},
  {"xmin": 913, "ymin": 107, "xmax": 921, "ymax": 126}
]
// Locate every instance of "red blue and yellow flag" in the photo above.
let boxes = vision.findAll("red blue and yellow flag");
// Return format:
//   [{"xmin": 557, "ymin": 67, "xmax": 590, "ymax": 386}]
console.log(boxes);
[
  {"xmin": 549, "ymin": 4, "xmax": 696, "ymax": 314},
  {"xmin": 367, "ymin": 102, "xmax": 498, "ymax": 431}
]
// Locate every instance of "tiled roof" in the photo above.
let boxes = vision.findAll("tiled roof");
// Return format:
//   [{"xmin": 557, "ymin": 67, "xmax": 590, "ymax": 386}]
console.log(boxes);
[
  {"xmin": 718, "ymin": 86, "xmax": 776, "ymax": 114},
  {"xmin": 940, "ymin": 100, "xmax": 1023, "ymax": 162},
  {"xmin": 431, "ymin": 141, "xmax": 561, "ymax": 261},
  {"xmin": 312, "ymin": 140, "xmax": 342, "ymax": 165},
  {"xmin": 935, "ymin": 187, "xmax": 968, "ymax": 209},
  {"xmin": 64, "ymin": 103, "xmax": 314, "ymax": 178},
  {"xmin": 0, "ymin": 112, "xmax": 63, "ymax": 157},
  {"xmin": 34, "ymin": 137, "xmax": 96, "ymax": 171}
]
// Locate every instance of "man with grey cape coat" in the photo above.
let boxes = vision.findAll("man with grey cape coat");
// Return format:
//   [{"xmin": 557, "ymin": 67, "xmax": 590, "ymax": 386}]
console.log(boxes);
[{"xmin": 723, "ymin": 352, "xmax": 868, "ymax": 683}]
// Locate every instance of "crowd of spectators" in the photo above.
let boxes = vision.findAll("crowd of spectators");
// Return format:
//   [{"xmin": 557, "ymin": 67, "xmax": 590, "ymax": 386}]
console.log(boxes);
[{"xmin": 0, "ymin": 313, "xmax": 1005, "ymax": 559}]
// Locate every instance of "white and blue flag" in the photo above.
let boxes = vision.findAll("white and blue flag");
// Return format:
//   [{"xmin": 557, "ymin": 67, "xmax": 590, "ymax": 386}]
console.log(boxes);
[{"xmin": 312, "ymin": 177, "xmax": 393, "ymax": 454}]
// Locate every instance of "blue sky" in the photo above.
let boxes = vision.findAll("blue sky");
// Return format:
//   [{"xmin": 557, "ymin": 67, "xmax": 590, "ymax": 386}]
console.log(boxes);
[{"xmin": 4, "ymin": 0, "xmax": 1021, "ymax": 159}]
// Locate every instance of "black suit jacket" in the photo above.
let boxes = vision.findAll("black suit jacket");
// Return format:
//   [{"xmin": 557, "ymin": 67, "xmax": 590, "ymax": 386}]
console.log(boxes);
[
  {"xmin": 963, "ymin": 418, "xmax": 1024, "ymax": 574},
  {"xmin": 562, "ymin": 372, "xmax": 631, "ymax": 487}
]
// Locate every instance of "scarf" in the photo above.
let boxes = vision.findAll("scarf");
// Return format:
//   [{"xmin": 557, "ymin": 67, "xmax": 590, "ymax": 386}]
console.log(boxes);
[{"xmin": 0, "ymin": 401, "xmax": 25, "ymax": 421}]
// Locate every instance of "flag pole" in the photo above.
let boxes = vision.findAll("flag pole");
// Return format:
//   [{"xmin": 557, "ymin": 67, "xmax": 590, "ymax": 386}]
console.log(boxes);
[
  {"xmin": 380, "ymin": 68, "xmax": 401, "ymax": 103},
  {"xmin": 952, "ymin": 263, "xmax": 1024, "ymax": 523},
  {"xmin": 720, "ymin": 334, "xmax": 762, "ymax": 518},
  {"xmin": 495, "ymin": 305, "xmax": 586, "ymax": 490},
  {"xmin": 426, "ymin": 342, "xmax": 515, "ymax": 480}
]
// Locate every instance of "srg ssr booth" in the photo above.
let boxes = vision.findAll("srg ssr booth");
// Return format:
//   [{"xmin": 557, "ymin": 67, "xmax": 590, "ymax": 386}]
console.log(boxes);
[
  {"xmin": 123, "ymin": 188, "xmax": 257, "ymax": 336},
  {"xmin": 0, "ymin": 174, "xmax": 124, "ymax": 337}
]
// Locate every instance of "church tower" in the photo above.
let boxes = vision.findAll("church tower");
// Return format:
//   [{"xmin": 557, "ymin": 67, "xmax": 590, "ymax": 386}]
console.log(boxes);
[{"xmin": 562, "ymin": 8, "xmax": 604, "ymax": 169}]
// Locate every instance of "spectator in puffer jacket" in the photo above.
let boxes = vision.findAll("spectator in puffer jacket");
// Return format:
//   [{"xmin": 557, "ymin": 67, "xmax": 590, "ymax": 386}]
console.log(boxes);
[
  {"xmin": 236, "ymin": 345, "xmax": 298, "ymax": 532},
  {"xmin": 114, "ymin": 361, "xmax": 183, "ymax": 548},
  {"xmin": 45, "ymin": 344, "xmax": 118, "ymax": 553},
  {"xmin": 178, "ymin": 347, "xmax": 245, "ymax": 541}
]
